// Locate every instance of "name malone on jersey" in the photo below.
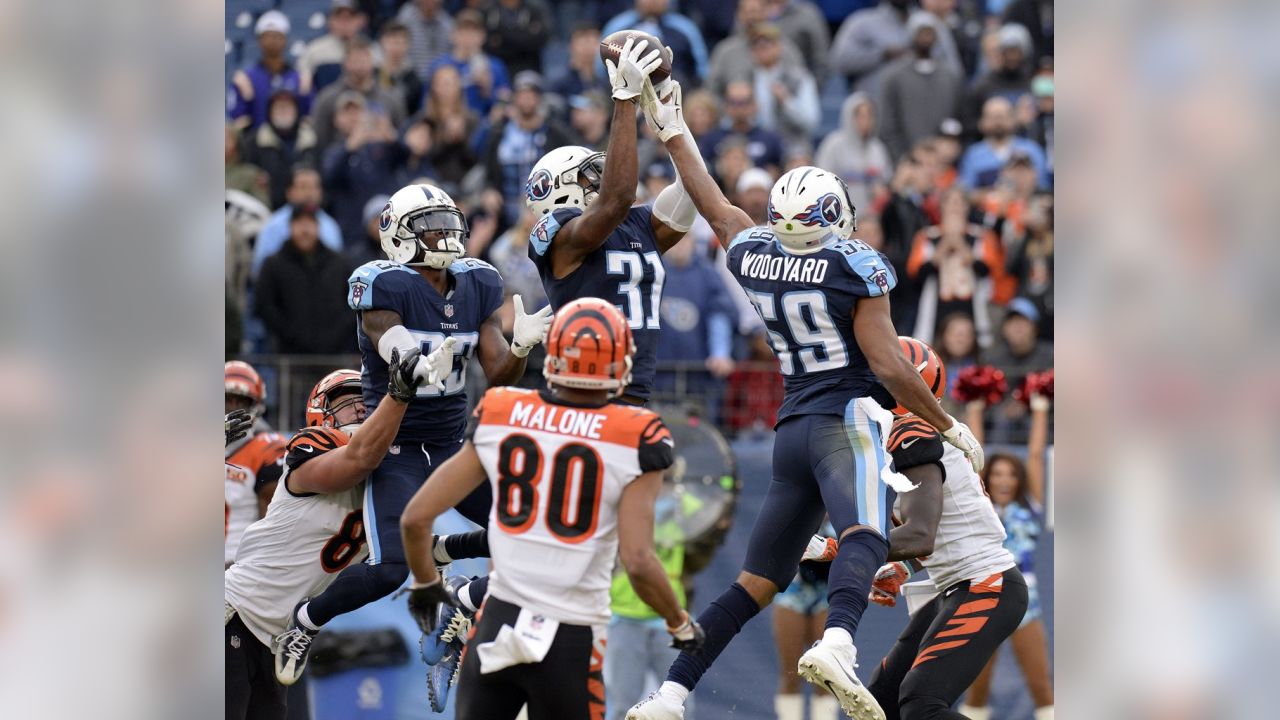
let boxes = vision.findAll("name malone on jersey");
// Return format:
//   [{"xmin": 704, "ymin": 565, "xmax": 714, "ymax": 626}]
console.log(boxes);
[
  {"xmin": 738, "ymin": 251, "xmax": 830, "ymax": 284},
  {"xmin": 509, "ymin": 399, "xmax": 607, "ymax": 440}
]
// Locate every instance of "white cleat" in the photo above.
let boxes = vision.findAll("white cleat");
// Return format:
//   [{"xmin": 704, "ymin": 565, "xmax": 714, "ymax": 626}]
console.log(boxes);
[
  {"xmin": 797, "ymin": 640, "xmax": 886, "ymax": 720},
  {"xmin": 625, "ymin": 690, "xmax": 685, "ymax": 720}
]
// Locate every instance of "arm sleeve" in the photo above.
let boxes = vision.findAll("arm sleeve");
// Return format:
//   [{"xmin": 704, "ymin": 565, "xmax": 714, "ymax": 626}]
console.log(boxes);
[
  {"xmin": 284, "ymin": 427, "xmax": 350, "ymax": 470},
  {"xmin": 637, "ymin": 415, "xmax": 675, "ymax": 473},
  {"xmin": 886, "ymin": 417, "xmax": 946, "ymax": 474}
]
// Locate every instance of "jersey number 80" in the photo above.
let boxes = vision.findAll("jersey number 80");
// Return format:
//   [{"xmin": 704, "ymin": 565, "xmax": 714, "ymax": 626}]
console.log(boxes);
[{"xmin": 494, "ymin": 434, "xmax": 603, "ymax": 544}]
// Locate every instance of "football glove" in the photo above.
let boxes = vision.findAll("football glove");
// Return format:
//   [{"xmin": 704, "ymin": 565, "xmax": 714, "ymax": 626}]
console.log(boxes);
[
  {"xmin": 869, "ymin": 562, "xmax": 913, "ymax": 608},
  {"xmin": 510, "ymin": 294, "xmax": 553, "ymax": 358},
  {"xmin": 606, "ymin": 37, "xmax": 662, "ymax": 101},
  {"xmin": 406, "ymin": 578, "xmax": 455, "ymax": 635},
  {"xmin": 225, "ymin": 408, "xmax": 253, "ymax": 446},
  {"xmin": 801, "ymin": 534, "xmax": 839, "ymax": 563},
  {"xmin": 667, "ymin": 612, "xmax": 705, "ymax": 652},
  {"xmin": 387, "ymin": 347, "xmax": 425, "ymax": 403},
  {"xmin": 941, "ymin": 417, "xmax": 985, "ymax": 472},
  {"xmin": 641, "ymin": 77, "xmax": 685, "ymax": 142}
]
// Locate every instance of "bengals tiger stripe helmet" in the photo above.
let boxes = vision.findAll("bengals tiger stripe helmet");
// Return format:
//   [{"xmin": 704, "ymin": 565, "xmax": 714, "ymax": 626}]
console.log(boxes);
[
  {"xmin": 225, "ymin": 361, "xmax": 266, "ymax": 417},
  {"xmin": 890, "ymin": 336, "xmax": 947, "ymax": 416},
  {"xmin": 543, "ymin": 298, "xmax": 635, "ymax": 396},
  {"xmin": 305, "ymin": 369, "xmax": 365, "ymax": 432}
]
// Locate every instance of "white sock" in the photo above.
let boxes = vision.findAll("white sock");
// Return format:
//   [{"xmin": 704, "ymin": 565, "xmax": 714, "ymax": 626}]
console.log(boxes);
[
  {"xmin": 433, "ymin": 536, "xmax": 453, "ymax": 564},
  {"xmin": 822, "ymin": 627, "xmax": 854, "ymax": 647},
  {"xmin": 811, "ymin": 695, "xmax": 839, "ymax": 719},
  {"xmin": 659, "ymin": 680, "xmax": 689, "ymax": 704},
  {"xmin": 296, "ymin": 603, "xmax": 320, "ymax": 632},
  {"xmin": 1033, "ymin": 706, "xmax": 1055, "ymax": 720},
  {"xmin": 457, "ymin": 581, "xmax": 480, "ymax": 612},
  {"xmin": 775, "ymin": 694, "xmax": 803, "ymax": 720},
  {"xmin": 959, "ymin": 704, "xmax": 991, "ymax": 720}
]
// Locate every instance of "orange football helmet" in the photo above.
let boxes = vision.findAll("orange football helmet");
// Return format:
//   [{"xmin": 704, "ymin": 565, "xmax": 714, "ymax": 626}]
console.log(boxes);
[
  {"xmin": 225, "ymin": 360, "xmax": 266, "ymax": 416},
  {"xmin": 543, "ymin": 298, "xmax": 635, "ymax": 395},
  {"xmin": 891, "ymin": 336, "xmax": 946, "ymax": 416},
  {"xmin": 305, "ymin": 369, "xmax": 364, "ymax": 430}
]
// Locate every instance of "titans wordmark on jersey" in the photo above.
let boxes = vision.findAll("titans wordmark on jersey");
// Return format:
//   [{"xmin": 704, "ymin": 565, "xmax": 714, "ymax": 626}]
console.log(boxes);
[
  {"xmin": 726, "ymin": 227, "xmax": 897, "ymax": 422},
  {"xmin": 528, "ymin": 206, "xmax": 665, "ymax": 401},
  {"xmin": 348, "ymin": 258, "xmax": 503, "ymax": 444}
]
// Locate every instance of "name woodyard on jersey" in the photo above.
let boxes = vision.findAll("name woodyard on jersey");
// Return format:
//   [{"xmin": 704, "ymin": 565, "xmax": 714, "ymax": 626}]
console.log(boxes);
[
  {"xmin": 508, "ymin": 399, "xmax": 608, "ymax": 440},
  {"xmin": 738, "ymin": 251, "xmax": 830, "ymax": 284}
]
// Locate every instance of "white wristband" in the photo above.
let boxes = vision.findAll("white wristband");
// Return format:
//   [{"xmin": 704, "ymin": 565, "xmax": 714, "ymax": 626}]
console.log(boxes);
[{"xmin": 377, "ymin": 324, "xmax": 418, "ymax": 365}]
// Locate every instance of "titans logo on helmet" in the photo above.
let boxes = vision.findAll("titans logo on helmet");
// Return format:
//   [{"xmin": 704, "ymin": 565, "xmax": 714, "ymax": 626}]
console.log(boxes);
[
  {"xmin": 379, "ymin": 202, "xmax": 394, "ymax": 232},
  {"xmin": 767, "ymin": 200, "xmax": 783, "ymax": 224},
  {"xmin": 792, "ymin": 193, "xmax": 843, "ymax": 227},
  {"xmin": 527, "ymin": 169, "xmax": 553, "ymax": 202}
]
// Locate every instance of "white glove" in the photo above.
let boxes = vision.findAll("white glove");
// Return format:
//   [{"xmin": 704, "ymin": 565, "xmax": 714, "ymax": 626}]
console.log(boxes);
[
  {"xmin": 605, "ymin": 37, "xmax": 662, "ymax": 101},
  {"xmin": 641, "ymin": 77, "xmax": 685, "ymax": 142},
  {"xmin": 510, "ymin": 294, "xmax": 553, "ymax": 358},
  {"xmin": 941, "ymin": 416, "xmax": 984, "ymax": 472},
  {"xmin": 417, "ymin": 336, "xmax": 456, "ymax": 391},
  {"xmin": 800, "ymin": 534, "xmax": 838, "ymax": 563}
]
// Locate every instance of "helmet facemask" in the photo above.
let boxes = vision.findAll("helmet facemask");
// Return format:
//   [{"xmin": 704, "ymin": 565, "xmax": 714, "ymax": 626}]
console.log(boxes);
[
  {"xmin": 390, "ymin": 205, "xmax": 468, "ymax": 269},
  {"xmin": 322, "ymin": 388, "xmax": 366, "ymax": 436}
]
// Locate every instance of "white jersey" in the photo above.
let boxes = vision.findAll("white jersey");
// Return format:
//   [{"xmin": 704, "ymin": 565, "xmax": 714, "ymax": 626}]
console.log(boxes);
[
  {"xmin": 225, "ymin": 463, "xmax": 258, "ymax": 564},
  {"xmin": 888, "ymin": 417, "xmax": 1014, "ymax": 591},
  {"xmin": 471, "ymin": 387, "xmax": 675, "ymax": 627},
  {"xmin": 224, "ymin": 426, "xmax": 367, "ymax": 647}
]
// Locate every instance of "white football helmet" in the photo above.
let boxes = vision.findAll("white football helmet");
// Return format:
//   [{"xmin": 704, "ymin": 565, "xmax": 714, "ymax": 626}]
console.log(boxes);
[
  {"xmin": 378, "ymin": 183, "xmax": 468, "ymax": 268},
  {"xmin": 766, "ymin": 166, "xmax": 857, "ymax": 255},
  {"xmin": 525, "ymin": 145, "xmax": 606, "ymax": 217}
]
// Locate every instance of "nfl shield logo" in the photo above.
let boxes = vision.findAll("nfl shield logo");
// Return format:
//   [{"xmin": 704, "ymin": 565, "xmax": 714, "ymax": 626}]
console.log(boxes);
[{"xmin": 443, "ymin": 304, "xmax": 455, "ymax": 318}]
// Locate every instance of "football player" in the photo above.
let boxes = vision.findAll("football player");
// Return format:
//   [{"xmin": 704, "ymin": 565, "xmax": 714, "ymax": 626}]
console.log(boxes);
[
  {"xmin": 273, "ymin": 183, "xmax": 553, "ymax": 684},
  {"xmin": 225, "ymin": 361, "xmax": 288, "ymax": 567},
  {"xmin": 226, "ymin": 350, "xmax": 423, "ymax": 719},
  {"xmin": 399, "ymin": 299, "xmax": 705, "ymax": 720},
  {"xmin": 626, "ymin": 81, "xmax": 983, "ymax": 720},
  {"xmin": 524, "ymin": 37, "xmax": 698, "ymax": 406}
]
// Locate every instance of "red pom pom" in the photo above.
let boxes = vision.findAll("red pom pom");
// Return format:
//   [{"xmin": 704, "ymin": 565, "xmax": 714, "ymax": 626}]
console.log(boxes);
[
  {"xmin": 951, "ymin": 365, "xmax": 1008, "ymax": 405},
  {"xmin": 1014, "ymin": 369, "xmax": 1054, "ymax": 406}
]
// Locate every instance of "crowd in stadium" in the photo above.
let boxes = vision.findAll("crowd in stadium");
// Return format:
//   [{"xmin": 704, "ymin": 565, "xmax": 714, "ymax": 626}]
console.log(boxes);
[{"xmin": 224, "ymin": 0, "xmax": 1053, "ymax": 440}]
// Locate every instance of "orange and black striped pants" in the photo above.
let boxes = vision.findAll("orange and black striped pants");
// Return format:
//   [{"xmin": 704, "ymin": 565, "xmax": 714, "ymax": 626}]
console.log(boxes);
[{"xmin": 868, "ymin": 568, "xmax": 1028, "ymax": 720}]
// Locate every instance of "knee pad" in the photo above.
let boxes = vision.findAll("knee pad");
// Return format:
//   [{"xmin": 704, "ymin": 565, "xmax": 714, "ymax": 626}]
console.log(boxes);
[{"xmin": 367, "ymin": 561, "xmax": 410, "ymax": 595}]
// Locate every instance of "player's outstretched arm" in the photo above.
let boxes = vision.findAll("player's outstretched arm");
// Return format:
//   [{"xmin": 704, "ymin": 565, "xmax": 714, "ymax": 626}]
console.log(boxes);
[
  {"xmin": 618, "ymin": 471, "xmax": 689, "ymax": 630},
  {"xmin": 1027, "ymin": 393, "xmax": 1050, "ymax": 506},
  {"xmin": 401, "ymin": 441, "xmax": 488, "ymax": 587},
  {"xmin": 886, "ymin": 463, "xmax": 944, "ymax": 561},
  {"xmin": 475, "ymin": 294, "xmax": 552, "ymax": 386}
]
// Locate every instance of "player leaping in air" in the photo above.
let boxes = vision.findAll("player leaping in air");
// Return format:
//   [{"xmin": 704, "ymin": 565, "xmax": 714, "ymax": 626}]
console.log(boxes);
[
  {"xmin": 272, "ymin": 183, "xmax": 553, "ymax": 688},
  {"xmin": 626, "ymin": 79, "xmax": 984, "ymax": 720}
]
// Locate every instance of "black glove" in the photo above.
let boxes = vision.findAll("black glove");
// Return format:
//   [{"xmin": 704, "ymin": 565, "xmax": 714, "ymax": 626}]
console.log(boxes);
[
  {"xmin": 668, "ymin": 614, "xmax": 706, "ymax": 652},
  {"xmin": 225, "ymin": 409, "xmax": 253, "ymax": 446},
  {"xmin": 406, "ymin": 578, "xmax": 455, "ymax": 634},
  {"xmin": 387, "ymin": 347, "xmax": 425, "ymax": 404}
]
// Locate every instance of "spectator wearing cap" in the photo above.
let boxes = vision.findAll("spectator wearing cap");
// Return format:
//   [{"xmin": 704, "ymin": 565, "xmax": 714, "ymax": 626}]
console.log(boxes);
[
  {"xmin": 322, "ymin": 91, "xmax": 401, "ymax": 246},
  {"xmin": 831, "ymin": 0, "xmax": 913, "ymax": 96},
  {"xmin": 549, "ymin": 23, "xmax": 609, "ymax": 101},
  {"xmin": 602, "ymin": 0, "xmax": 710, "ymax": 86},
  {"xmin": 933, "ymin": 118, "xmax": 964, "ymax": 190},
  {"xmin": 351, "ymin": 193, "xmax": 391, "ymax": 267},
  {"xmin": 983, "ymin": 296, "xmax": 1052, "ymax": 441},
  {"xmin": 312, "ymin": 39, "xmax": 407, "ymax": 152},
  {"xmin": 1002, "ymin": 0, "xmax": 1053, "ymax": 64},
  {"xmin": 253, "ymin": 167, "xmax": 345, "ymax": 277},
  {"xmin": 421, "ymin": 65, "xmax": 481, "ymax": 188},
  {"xmin": 478, "ymin": 0, "xmax": 552, "ymax": 78},
  {"xmin": 299, "ymin": 0, "xmax": 368, "ymax": 94},
  {"xmin": 227, "ymin": 11, "xmax": 312, "ymax": 130},
  {"xmin": 878, "ymin": 12, "xmax": 964, "ymax": 160},
  {"xmin": 917, "ymin": 0, "xmax": 968, "ymax": 79},
  {"xmin": 425, "ymin": 9, "xmax": 511, "ymax": 119},
  {"xmin": 396, "ymin": 0, "xmax": 454, "ymax": 78},
  {"xmin": 814, "ymin": 92, "xmax": 890, "ymax": 212},
  {"xmin": 964, "ymin": 23, "xmax": 1034, "ymax": 132},
  {"xmin": 569, "ymin": 92, "xmax": 610, "ymax": 150},
  {"xmin": 1005, "ymin": 193, "xmax": 1053, "ymax": 338},
  {"xmin": 745, "ymin": 23, "xmax": 820, "ymax": 147},
  {"xmin": 702, "ymin": 81, "xmax": 785, "ymax": 177},
  {"xmin": 958, "ymin": 96, "xmax": 1048, "ymax": 191},
  {"xmin": 763, "ymin": 0, "xmax": 832, "ymax": 81},
  {"xmin": 377, "ymin": 22, "xmax": 425, "ymax": 123},
  {"xmin": 705, "ymin": 0, "xmax": 805, "ymax": 97},
  {"xmin": 225, "ymin": 124, "xmax": 270, "ymax": 207},
  {"xmin": 242, "ymin": 90, "xmax": 320, "ymax": 208},
  {"xmin": 482, "ymin": 71, "xmax": 576, "ymax": 224},
  {"xmin": 255, "ymin": 205, "xmax": 358, "ymax": 355}
]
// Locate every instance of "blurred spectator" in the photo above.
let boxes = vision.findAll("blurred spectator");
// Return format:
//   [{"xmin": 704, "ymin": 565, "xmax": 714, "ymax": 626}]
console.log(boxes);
[
  {"xmin": 486, "ymin": 206, "xmax": 547, "ymax": 309},
  {"xmin": 702, "ymin": 81, "xmax": 785, "ymax": 176},
  {"xmin": 813, "ymin": 92, "xmax": 890, "ymax": 212},
  {"xmin": 225, "ymin": 189, "xmax": 272, "ymax": 341},
  {"xmin": 1001, "ymin": 0, "xmax": 1053, "ymax": 65},
  {"xmin": 712, "ymin": 138, "xmax": 755, "ymax": 196},
  {"xmin": 1026, "ymin": 72, "xmax": 1054, "ymax": 180},
  {"xmin": 831, "ymin": 0, "xmax": 912, "ymax": 96},
  {"xmin": 254, "ymin": 207, "xmax": 357, "ymax": 355},
  {"xmin": 242, "ymin": 90, "xmax": 320, "ymax": 208},
  {"xmin": 764, "ymin": 0, "xmax": 832, "ymax": 81},
  {"xmin": 224, "ymin": 125, "xmax": 270, "ymax": 206},
  {"xmin": 1004, "ymin": 193, "xmax": 1053, "ymax": 339},
  {"xmin": 706, "ymin": 0, "xmax": 805, "ymax": 97},
  {"xmin": 569, "ymin": 92, "xmax": 611, "ymax": 150},
  {"xmin": 549, "ymin": 23, "xmax": 608, "ymax": 100},
  {"xmin": 642, "ymin": 160, "xmax": 676, "ymax": 203},
  {"xmin": 683, "ymin": 0, "xmax": 739, "ymax": 47},
  {"xmin": 906, "ymin": 188, "xmax": 998, "ymax": 347},
  {"xmin": 875, "ymin": 149, "xmax": 930, "ymax": 331},
  {"xmin": 916, "ymin": 0, "xmax": 965, "ymax": 78},
  {"xmin": 932, "ymin": 118, "xmax": 964, "ymax": 190},
  {"xmin": 603, "ymin": 0, "xmax": 710, "ymax": 87},
  {"xmin": 463, "ymin": 188, "xmax": 507, "ymax": 260},
  {"xmin": 321, "ymin": 93, "xmax": 400, "ymax": 246},
  {"xmin": 396, "ymin": 0, "xmax": 455, "ymax": 78},
  {"xmin": 958, "ymin": 97, "xmax": 1048, "ymax": 191},
  {"xmin": 298, "ymin": 0, "xmax": 368, "ymax": 94},
  {"xmin": 422, "ymin": 65, "xmax": 482, "ymax": 188},
  {"xmin": 977, "ymin": 150, "xmax": 1040, "ymax": 302},
  {"xmin": 483, "ymin": 71, "xmax": 575, "ymax": 224},
  {"xmin": 252, "ymin": 168, "xmax": 345, "ymax": 277},
  {"xmin": 425, "ymin": 9, "xmax": 511, "ymax": 118},
  {"xmin": 376, "ymin": 22, "xmax": 426, "ymax": 123},
  {"xmin": 984, "ymin": 296, "xmax": 1052, "ymax": 392},
  {"xmin": 479, "ymin": 0, "xmax": 552, "ymax": 78},
  {"xmin": 313, "ymin": 39, "xmax": 407, "ymax": 152},
  {"xmin": 392, "ymin": 115, "xmax": 440, "ymax": 190},
  {"xmin": 683, "ymin": 89, "xmax": 720, "ymax": 162},
  {"xmin": 350, "ymin": 193, "xmax": 392, "ymax": 267},
  {"xmin": 227, "ymin": 11, "xmax": 312, "ymax": 131},
  {"xmin": 879, "ymin": 12, "xmax": 964, "ymax": 160},
  {"xmin": 746, "ymin": 24, "xmax": 820, "ymax": 147},
  {"xmin": 935, "ymin": 311, "xmax": 979, "ymax": 410},
  {"xmin": 964, "ymin": 23, "xmax": 1034, "ymax": 132}
]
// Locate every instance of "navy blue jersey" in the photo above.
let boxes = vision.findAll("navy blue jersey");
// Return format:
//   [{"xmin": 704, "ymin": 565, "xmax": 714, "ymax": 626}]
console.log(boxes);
[
  {"xmin": 348, "ymin": 258, "xmax": 504, "ymax": 444},
  {"xmin": 725, "ymin": 227, "xmax": 897, "ymax": 423},
  {"xmin": 528, "ymin": 205, "xmax": 664, "ymax": 400}
]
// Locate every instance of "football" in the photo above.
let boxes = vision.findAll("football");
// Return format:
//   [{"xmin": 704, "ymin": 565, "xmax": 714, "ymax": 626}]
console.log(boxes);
[{"xmin": 599, "ymin": 29, "xmax": 673, "ymax": 84}]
